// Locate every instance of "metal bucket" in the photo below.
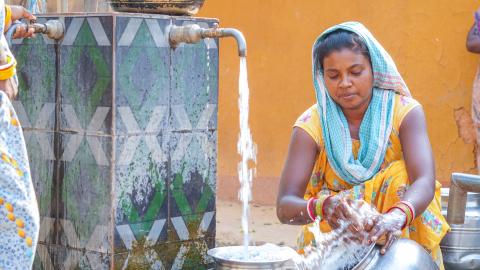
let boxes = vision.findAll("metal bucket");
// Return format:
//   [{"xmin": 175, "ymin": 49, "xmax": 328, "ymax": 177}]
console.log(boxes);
[
  {"xmin": 209, "ymin": 240, "xmax": 437, "ymax": 270},
  {"xmin": 109, "ymin": 0, "xmax": 205, "ymax": 15},
  {"xmin": 207, "ymin": 245, "xmax": 295, "ymax": 270},
  {"xmin": 440, "ymin": 185, "xmax": 480, "ymax": 270}
]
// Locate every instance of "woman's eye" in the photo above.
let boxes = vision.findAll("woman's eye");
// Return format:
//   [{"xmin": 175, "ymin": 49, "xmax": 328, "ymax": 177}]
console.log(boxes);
[
  {"xmin": 351, "ymin": 70, "xmax": 362, "ymax": 76},
  {"xmin": 327, "ymin": 74, "xmax": 339, "ymax": 80}
]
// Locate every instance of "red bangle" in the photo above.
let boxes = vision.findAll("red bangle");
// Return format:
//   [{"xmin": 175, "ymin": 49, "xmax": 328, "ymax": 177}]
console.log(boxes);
[
  {"xmin": 400, "ymin": 200, "xmax": 416, "ymax": 221},
  {"xmin": 306, "ymin": 198, "xmax": 316, "ymax": 222},
  {"xmin": 321, "ymin": 195, "xmax": 334, "ymax": 219}
]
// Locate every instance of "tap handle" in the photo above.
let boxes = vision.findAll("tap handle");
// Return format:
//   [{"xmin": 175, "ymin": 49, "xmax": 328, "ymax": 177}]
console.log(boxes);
[{"xmin": 169, "ymin": 24, "xmax": 202, "ymax": 48}]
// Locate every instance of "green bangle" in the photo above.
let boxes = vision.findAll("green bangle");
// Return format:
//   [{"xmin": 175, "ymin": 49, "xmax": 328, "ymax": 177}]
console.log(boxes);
[{"xmin": 315, "ymin": 194, "xmax": 330, "ymax": 220}]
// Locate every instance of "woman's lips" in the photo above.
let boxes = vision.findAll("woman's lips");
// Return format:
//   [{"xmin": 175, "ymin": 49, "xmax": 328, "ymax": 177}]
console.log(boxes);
[{"xmin": 340, "ymin": 93, "xmax": 357, "ymax": 99}]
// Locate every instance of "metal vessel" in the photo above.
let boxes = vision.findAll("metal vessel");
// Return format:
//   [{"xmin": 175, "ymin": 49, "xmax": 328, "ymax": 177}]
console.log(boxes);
[
  {"xmin": 353, "ymin": 239, "xmax": 438, "ymax": 270},
  {"xmin": 208, "ymin": 239, "xmax": 437, "ymax": 270},
  {"xmin": 207, "ymin": 245, "xmax": 295, "ymax": 270},
  {"xmin": 109, "ymin": 0, "xmax": 205, "ymax": 15},
  {"xmin": 440, "ymin": 173, "xmax": 480, "ymax": 270}
]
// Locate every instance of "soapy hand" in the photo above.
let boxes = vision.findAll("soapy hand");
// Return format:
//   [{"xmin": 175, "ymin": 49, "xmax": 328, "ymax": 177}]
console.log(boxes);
[
  {"xmin": 322, "ymin": 194, "xmax": 365, "ymax": 235},
  {"xmin": 364, "ymin": 209, "xmax": 406, "ymax": 254}
]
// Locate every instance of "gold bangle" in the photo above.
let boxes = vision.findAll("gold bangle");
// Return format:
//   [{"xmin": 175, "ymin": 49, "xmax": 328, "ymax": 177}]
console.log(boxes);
[
  {"xmin": 0, "ymin": 54, "xmax": 16, "ymax": 80},
  {"xmin": 391, "ymin": 202, "xmax": 413, "ymax": 226},
  {"xmin": 4, "ymin": 5, "xmax": 12, "ymax": 30},
  {"xmin": 315, "ymin": 194, "xmax": 330, "ymax": 220}
]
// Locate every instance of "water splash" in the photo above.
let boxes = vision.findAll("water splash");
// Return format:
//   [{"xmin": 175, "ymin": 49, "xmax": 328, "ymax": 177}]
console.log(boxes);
[
  {"xmin": 237, "ymin": 57, "xmax": 257, "ymax": 257},
  {"xmin": 213, "ymin": 244, "xmax": 296, "ymax": 262},
  {"xmin": 294, "ymin": 201, "xmax": 379, "ymax": 270}
]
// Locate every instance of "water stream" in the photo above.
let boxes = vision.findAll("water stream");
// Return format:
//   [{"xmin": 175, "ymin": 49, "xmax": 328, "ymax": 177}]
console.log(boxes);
[{"xmin": 237, "ymin": 56, "xmax": 257, "ymax": 257}]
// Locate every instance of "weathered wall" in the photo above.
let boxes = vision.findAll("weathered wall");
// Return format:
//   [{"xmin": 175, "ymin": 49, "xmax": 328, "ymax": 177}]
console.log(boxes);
[
  {"xmin": 13, "ymin": 14, "xmax": 218, "ymax": 269},
  {"xmin": 198, "ymin": 0, "xmax": 479, "ymax": 205}
]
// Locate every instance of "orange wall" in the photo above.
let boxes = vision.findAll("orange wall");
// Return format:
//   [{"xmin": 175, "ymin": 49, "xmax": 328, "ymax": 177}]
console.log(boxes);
[{"xmin": 198, "ymin": 0, "xmax": 478, "ymax": 205}]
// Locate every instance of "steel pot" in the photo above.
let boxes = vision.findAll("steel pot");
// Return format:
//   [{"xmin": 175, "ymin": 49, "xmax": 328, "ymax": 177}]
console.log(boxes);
[
  {"xmin": 353, "ymin": 239, "xmax": 438, "ymax": 270},
  {"xmin": 109, "ymin": 0, "xmax": 205, "ymax": 15},
  {"xmin": 440, "ymin": 174, "xmax": 480, "ymax": 270}
]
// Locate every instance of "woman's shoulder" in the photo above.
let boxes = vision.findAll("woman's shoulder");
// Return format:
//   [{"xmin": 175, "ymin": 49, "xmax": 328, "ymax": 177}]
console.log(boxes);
[
  {"xmin": 393, "ymin": 94, "xmax": 422, "ymax": 131},
  {"xmin": 396, "ymin": 94, "xmax": 421, "ymax": 108},
  {"xmin": 294, "ymin": 104, "xmax": 322, "ymax": 146}
]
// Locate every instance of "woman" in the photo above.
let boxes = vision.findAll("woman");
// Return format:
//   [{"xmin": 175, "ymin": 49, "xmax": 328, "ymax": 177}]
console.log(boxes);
[
  {"xmin": 0, "ymin": 2, "xmax": 39, "ymax": 269},
  {"xmin": 466, "ymin": 7, "xmax": 480, "ymax": 172},
  {"xmin": 276, "ymin": 22, "xmax": 449, "ymax": 268}
]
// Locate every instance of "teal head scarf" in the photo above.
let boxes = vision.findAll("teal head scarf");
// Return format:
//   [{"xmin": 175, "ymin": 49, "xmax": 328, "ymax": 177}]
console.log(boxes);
[{"xmin": 313, "ymin": 22, "xmax": 411, "ymax": 185}]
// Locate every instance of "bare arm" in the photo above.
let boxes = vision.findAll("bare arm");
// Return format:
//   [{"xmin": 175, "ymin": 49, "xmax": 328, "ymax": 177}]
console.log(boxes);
[
  {"xmin": 276, "ymin": 127, "xmax": 318, "ymax": 225},
  {"xmin": 399, "ymin": 106, "xmax": 435, "ymax": 217},
  {"xmin": 467, "ymin": 19, "xmax": 480, "ymax": 53}
]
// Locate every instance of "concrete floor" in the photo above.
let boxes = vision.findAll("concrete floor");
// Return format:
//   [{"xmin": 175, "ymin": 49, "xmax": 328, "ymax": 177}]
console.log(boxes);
[
  {"xmin": 215, "ymin": 199, "xmax": 299, "ymax": 248},
  {"xmin": 215, "ymin": 199, "xmax": 299, "ymax": 269}
]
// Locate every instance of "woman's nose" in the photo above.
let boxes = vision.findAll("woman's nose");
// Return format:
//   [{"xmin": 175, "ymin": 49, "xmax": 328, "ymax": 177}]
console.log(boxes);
[{"xmin": 339, "ymin": 75, "xmax": 352, "ymax": 88}]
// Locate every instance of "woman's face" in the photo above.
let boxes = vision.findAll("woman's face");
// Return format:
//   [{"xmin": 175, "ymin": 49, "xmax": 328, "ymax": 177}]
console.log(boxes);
[{"xmin": 322, "ymin": 48, "xmax": 374, "ymax": 112}]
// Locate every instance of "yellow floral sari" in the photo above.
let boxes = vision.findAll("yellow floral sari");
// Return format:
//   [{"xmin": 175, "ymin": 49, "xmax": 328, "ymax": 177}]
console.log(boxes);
[{"xmin": 294, "ymin": 94, "xmax": 450, "ymax": 269}]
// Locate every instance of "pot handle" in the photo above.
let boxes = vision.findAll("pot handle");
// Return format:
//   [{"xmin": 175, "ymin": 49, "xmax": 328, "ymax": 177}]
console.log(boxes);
[
  {"xmin": 447, "ymin": 173, "xmax": 480, "ymax": 224},
  {"xmin": 458, "ymin": 254, "xmax": 480, "ymax": 269}
]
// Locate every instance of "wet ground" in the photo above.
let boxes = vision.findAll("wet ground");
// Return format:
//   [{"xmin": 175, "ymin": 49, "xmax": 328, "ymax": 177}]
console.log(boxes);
[{"xmin": 216, "ymin": 199, "xmax": 298, "ymax": 248}]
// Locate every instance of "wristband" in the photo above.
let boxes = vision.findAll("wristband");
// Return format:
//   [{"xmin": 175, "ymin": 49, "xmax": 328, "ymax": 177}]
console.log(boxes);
[
  {"xmin": 4, "ymin": 5, "xmax": 11, "ymax": 30},
  {"xmin": 388, "ymin": 201, "xmax": 415, "ymax": 229},
  {"xmin": 321, "ymin": 195, "xmax": 334, "ymax": 219},
  {"xmin": 306, "ymin": 197, "xmax": 316, "ymax": 222},
  {"xmin": 0, "ymin": 52, "xmax": 16, "ymax": 80}
]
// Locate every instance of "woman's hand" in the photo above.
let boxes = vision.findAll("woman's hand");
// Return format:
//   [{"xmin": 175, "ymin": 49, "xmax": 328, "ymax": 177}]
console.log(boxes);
[
  {"xmin": 322, "ymin": 195, "xmax": 364, "ymax": 233},
  {"xmin": 9, "ymin": 5, "xmax": 36, "ymax": 39},
  {"xmin": 364, "ymin": 209, "xmax": 406, "ymax": 254}
]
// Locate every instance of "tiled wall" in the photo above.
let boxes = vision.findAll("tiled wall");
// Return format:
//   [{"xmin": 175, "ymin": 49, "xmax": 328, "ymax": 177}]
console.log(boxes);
[{"xmin": 12, "ymin": 14, "xmax": 218, "ymax": 269}]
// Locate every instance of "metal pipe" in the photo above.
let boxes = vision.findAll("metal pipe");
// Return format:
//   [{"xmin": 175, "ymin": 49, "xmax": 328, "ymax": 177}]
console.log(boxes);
[
  {"xmin": 447, "ymin": 173, "xmax": 480, "ymax": 224},
  {"xmin": 169, "ymin": 23, "xmax": 247, "ymax": 57},
  {"xmin": 12, "ymin": 20, "xmax": 65, "ymax": 40}
]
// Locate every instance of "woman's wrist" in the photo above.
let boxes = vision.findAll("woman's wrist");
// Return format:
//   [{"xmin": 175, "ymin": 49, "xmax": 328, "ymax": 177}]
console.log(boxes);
[
  {"xmin": 305, "ymin": 194, "xmax": 333, "ymax": 222},
  {"xmin": 306, "ymin": 197, "xmax": 316, "ymax": 222},
  {"xmin": 387, "ymin": 200, "xmax": 415, "ymax": 229}
]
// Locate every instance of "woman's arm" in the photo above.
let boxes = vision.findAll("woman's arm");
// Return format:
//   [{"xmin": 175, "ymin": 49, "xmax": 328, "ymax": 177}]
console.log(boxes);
[
  {"xmin": 276, "ymin": 127, "xmax": 318, "ymax": 225},
  {"xmin": 399, "ymin": 105, "xmax": 435, "ymax": 217},
  {"xmin": 366, "ymin": 105, "xmax": 435, "ymax": 254}
]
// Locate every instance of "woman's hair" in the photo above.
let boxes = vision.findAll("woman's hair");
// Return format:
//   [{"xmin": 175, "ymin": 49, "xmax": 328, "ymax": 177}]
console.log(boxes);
[{"xmin": 314, "ymin": 30, "xmax": 370, "ymax": 70}]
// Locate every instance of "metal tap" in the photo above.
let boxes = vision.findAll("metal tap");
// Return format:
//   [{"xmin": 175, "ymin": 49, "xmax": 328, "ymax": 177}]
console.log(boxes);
[
  {"xmin": 13, "ymin": 19, "xmax": 65, "ymax": 40},
  {"xmin": 447, "ymin": 173, "xmax": 480, "ymax": 224},
  {"xmin": 169, "ymin": 23, "xmax": 247, "ymax": 57}
]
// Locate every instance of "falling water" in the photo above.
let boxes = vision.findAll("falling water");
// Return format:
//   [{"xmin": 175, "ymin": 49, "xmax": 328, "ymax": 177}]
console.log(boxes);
[{"xmin": 237, "ymin": 57, "xmax": 257, "ymax": 257}]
